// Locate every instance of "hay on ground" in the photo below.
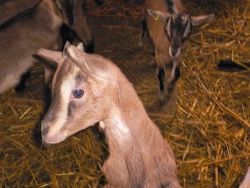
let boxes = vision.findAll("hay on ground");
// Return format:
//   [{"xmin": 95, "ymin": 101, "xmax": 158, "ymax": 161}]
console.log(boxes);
[{"xmin": 0, "ymin": 0, "xmax": 249, "ymax": 187}]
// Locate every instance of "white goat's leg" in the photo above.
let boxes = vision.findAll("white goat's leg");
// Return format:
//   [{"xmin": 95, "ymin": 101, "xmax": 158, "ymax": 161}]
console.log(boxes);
[{"xmin": 167, "ymin": 61, "xmax": 180, "ymax": 94}]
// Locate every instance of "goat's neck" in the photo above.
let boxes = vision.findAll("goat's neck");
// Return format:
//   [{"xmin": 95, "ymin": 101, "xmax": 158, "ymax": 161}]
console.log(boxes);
[{"xmin": 102, "ymin": 80, "xmax": 151, "ymax": 152}]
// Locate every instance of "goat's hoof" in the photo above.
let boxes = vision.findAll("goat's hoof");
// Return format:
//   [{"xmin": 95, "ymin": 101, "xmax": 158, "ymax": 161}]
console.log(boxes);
[{"xmin": 138, "ymin": 41, "xmax": 143, "ymax": 48}]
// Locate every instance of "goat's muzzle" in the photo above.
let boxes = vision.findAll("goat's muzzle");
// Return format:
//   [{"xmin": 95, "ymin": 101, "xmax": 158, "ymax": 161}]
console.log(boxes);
[
  {"xmin": 41, "ymin": 125, "xmax": 49, "ymax": 137},
  {"xmin": 169, "ymin": 47, "xmax": 181, "ymax": 58}
]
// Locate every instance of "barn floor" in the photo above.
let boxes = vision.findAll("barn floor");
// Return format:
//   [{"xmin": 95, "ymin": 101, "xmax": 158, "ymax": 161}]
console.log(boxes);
[{"xmin": 0, "ymin": 0, "xmax": 250, "ymax": 187}]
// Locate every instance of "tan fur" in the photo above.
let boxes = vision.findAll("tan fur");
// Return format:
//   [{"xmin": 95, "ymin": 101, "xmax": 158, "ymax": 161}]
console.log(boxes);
[
  {"xmin": 143, "ymin": 0, "xmax": 184, "ymax": 38},
  {"xmin": 38, "ymin": 44, "xmax": 181, "ymax": 187},
  {"xmin": 0, "ymin": 0, "xmax": 93, "ymax": 94},
  {"xmin": 142, "ymin": 0, "xmax": 184, "ymax": 53},
  {"xmin": 240, "ymin": 167, "xmax": 250, "ymax": 188}
]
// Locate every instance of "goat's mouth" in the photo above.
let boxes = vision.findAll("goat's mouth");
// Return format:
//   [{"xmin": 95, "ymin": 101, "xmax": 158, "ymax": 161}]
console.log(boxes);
[
  {"xmin": 169, "ymin": 47, "xmax": 181, "ymax": 59},
  {"xmin": 42, "ymin": 130, "xmax": 67, "ymax": 144}
]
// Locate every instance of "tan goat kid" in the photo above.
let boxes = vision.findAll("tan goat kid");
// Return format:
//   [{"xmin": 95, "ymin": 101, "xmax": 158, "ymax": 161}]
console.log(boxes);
[{"xmin": 37, "ymin": 43, "xmax": 181, "ymax": 187}]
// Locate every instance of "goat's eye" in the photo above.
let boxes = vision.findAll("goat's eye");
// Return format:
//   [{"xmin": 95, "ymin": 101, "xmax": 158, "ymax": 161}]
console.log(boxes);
[{"xmin": 72, "ymin": 89, "xmax": 84, "ymax": 98}]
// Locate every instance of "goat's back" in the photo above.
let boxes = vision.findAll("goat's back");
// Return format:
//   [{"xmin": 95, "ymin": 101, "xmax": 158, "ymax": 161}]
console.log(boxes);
[
  {"xmin": 144, "ymin": 0, "xmax": 184, "ymax": 14},
  {"xmin": 0, "ymin": 0, "xmax": 40, "ymax": 25},
  {"xmin": 0, "ymin": 0, "xmax": 63, "ymax": 93}
]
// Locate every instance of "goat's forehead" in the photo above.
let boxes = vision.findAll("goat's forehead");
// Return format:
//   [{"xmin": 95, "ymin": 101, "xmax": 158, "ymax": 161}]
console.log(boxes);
[
  {"xmin": 52, "ymin": 58, "xmax": 80, "ymax": 91},
  {"xmin": 171, "ymin": 14, "xmax": 190, "ymax": 26}
]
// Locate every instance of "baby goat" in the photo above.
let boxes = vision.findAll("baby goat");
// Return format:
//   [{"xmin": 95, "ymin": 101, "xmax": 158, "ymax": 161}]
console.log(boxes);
[
  {"xmin": 37, "ymin": 43, "xmax": 181, "ymax": 187},
  {"xmin": 140, "ymin": 0, "xmax": 214, "ymax": 104},
  {"xmin": 0, "ymin": 0, "xmax": 94, "ymax": 94}
]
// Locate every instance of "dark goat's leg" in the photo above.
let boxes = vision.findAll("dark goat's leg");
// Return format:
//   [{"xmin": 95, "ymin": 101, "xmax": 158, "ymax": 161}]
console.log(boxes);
[
  {"xmin": 139, "ymin": 19, "xmax": 148, "ymax": 47},
  {"xmin": 157, "ymin": 67, "xmax": 166, "ymax": 105},
  {"xmin": 15, "ymin": 70, "xmax": 31, "ymax": 92},
  {"xmin": 84, "ymin": 37, "xmax": 95, "ymax": 53}
]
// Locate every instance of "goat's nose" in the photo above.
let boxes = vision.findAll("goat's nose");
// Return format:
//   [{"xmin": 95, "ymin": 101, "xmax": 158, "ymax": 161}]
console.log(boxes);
[
  {"xmin": 169, "ymin": 47, "xmax": 181, "ymax": 58},
  {"xmin": 41, "ymin": 124, "xmax": 49, "ymax": 136}
]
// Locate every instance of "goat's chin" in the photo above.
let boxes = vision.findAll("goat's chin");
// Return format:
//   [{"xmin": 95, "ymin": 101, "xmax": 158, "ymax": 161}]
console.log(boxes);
[{"xmin": 42, "ymin": 133, "xmax": 67, "ymax": 144}]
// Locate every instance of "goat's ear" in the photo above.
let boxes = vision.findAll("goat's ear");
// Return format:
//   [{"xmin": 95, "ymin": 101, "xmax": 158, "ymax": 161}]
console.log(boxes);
[
  {"xmin": 55, "ymin": 0, "xmax": 74, "ymax": 25},
  {"xmin": 147, "ymin": 9, "xmax": 170, "ymax": 23},
  {"xmin": 77, "ymin": 42, "xmax": 85, "ymax": 51},
  {"xmin": 34, "ymin": 49, "xmax": 62, "ymax": 70},
  {"xmin": 66, "ymin": 45, "xmax": 109, "ymax": 81},
  {"xmin": 190, "ymin": 14, "xmax": 214, "ymax": 26},
  {"xmin": 63, "ymin": 41, "xmax": 70, "ymax": 56},
  {"xmin": 66, "ymin": 45, "xmax": 92, "ymax": 73}
]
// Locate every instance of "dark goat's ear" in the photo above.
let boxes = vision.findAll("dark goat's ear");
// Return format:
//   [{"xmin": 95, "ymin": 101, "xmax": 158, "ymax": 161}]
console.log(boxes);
[
  {"xmin": 190, "ymin": 14, "xmax": 215, "ymax": 27},
  {"xmin": 147, "ymin": 9, "xmax": 170, "ymax": 23},
  {"xmin": 56, "ymin": 0, "xmax": 74, "ymax": 25}
]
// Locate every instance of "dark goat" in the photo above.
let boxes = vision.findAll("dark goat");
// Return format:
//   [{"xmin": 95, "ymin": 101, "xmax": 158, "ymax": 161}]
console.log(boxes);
[{"xmin": 140, "ymin": 0, "xmax": 214, "ymax": 105}]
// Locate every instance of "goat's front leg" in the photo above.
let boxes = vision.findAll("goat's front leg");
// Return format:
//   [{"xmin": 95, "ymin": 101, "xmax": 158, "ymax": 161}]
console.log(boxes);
[
  {"xmin": 15, "ymin": 70, "xmax": 31, "ymax": 92},
  {"xmin": 84, "ymin": 37, "xmax": 95, "ymax": 53},
  {"xmin": 167, "ymin": 61, "xmax": 180, "ymax": 98},
  {"xmin": 157, "ymin": 66, "xmax": 166, "ymax": 105},
  {"xmin": 139, "ymin": 19, "xmax": 147, "ymax": 48}
]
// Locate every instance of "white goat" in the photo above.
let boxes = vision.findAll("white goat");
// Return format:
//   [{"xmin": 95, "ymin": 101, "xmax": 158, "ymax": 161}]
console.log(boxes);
[
  {"xmin": 37, "ymin": 43, "xmax": 181, "ymax": 187},
  {"xmin": 140, "ymin": 0, "xmax": 214, "ymax": 105},
  {"xmin": 0, "ymin": 0, "xmax": 93, "ymax": 94}
]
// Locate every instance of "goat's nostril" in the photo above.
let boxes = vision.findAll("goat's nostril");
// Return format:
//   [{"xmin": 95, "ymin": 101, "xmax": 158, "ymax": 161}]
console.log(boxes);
[{"xmin": 41, "ymin": 126, "xmax": 49, "ymax": 136}]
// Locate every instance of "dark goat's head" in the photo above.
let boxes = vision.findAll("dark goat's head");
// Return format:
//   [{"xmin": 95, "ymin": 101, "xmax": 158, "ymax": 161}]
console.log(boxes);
[{"xmin": 148, "ymin": 9, "xmax": 214, "ymax": 58}]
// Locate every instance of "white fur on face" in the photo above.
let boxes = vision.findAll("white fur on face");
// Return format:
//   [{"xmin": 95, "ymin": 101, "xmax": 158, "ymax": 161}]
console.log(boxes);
[
  {"xmin": 183, "ymin": 18, "xmax": 191, "ymax": 38},
  {"xmin": 169, "ymin": 46, "xmax": 181, "ymax": 58},
  {"xmin": 46, "ymin": 64, "xmax": 80, "ymax": 141},
  {"xmin": 166, "ymin": 19, "xmax": 171, "ymax": 37}
]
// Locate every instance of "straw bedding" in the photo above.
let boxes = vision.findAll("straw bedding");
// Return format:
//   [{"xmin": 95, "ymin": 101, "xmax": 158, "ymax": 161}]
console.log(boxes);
[{"xmin": 0, "ymin": 0, "xmax": 249, "ymax": 187}]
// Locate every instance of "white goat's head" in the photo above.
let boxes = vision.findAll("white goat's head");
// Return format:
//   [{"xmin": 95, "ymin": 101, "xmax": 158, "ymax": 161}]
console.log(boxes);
[
  {"xmin": 148, "ymin": 9, "xmax": 214, "ymax": 58},
  {"xmin": 37, "ymin": 43, "xmax": 118, "ymax": 144}
]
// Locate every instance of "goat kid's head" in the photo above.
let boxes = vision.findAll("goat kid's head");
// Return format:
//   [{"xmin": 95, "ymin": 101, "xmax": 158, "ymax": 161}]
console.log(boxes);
[
  {"xmin": 37, "ymin": 43, "xmax": 116, "ymax": 144},
  {"xmin": 148, "ymin": 9, "xmax": 214, "ymax": 58}
]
